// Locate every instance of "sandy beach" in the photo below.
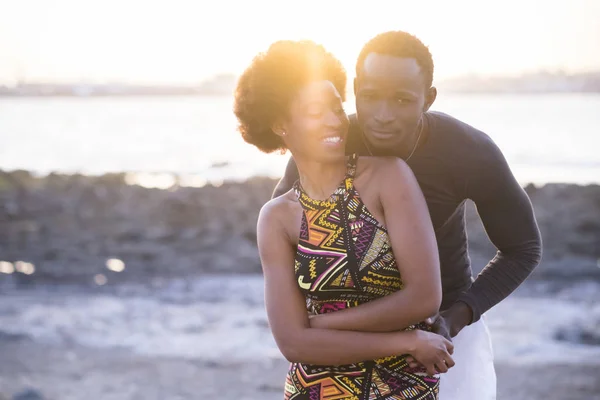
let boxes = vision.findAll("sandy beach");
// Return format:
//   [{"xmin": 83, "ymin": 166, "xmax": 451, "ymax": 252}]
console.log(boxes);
[{"xmin": 1, "ymin": 276, "xmax": 600, "ymax": 400}]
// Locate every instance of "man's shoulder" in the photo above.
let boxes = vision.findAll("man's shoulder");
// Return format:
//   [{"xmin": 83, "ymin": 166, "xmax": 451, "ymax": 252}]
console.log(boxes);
[
  {"xmin": 427, "ymin": 111, "xmax": 514, "ymax": 197},
  {"xmin": 428, "ymin": 111, "xmax": 500, "ymax": 157}
]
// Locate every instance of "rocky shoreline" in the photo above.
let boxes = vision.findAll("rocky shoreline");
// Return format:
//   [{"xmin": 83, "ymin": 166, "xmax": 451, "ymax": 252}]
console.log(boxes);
[
  {"xmin": 1, "ymin": 170, "xmax": 599, "ymax": 286},
  {"xmin": 0, "ymin": 171, "xmax": 274, "ymax": 286}
]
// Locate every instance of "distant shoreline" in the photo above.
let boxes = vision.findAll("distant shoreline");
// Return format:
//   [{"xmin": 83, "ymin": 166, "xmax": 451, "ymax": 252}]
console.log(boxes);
[
  {"xmin": 3, "ymin": 71, "xmax": 600, "ymax": 97},
  {"xmin": 2, "ymin": 90, "xmax": 600, "ymax": 98}
]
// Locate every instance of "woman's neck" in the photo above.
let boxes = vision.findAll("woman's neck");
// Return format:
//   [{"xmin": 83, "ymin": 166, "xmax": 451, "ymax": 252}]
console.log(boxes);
[{"xmin": 295, "ymin": 156, "xmax": 347, "ymax": 201}]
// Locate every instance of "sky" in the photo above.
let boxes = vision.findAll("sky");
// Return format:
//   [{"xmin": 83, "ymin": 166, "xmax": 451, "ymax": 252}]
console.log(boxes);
[{"xmin": 1, "ymin": 0, "xmax": 599, "ymax": 85}]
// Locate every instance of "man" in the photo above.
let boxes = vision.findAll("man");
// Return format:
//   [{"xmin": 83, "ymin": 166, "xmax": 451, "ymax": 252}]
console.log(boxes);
[{"xmin": 272, "ymin": 31, "xmax": 542, "ymax": 399}]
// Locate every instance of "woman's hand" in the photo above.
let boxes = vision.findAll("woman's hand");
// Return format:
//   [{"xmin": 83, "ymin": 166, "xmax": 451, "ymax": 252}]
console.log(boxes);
[{"xmin": 406, "ymin": 330, "xmax": 455, "ymax": 376}]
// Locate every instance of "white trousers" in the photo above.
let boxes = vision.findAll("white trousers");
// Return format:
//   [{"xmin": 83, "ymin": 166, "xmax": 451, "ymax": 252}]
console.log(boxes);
[{"xmin": 437, "ymin": 316, "xmax": 497, "ymax": 399}]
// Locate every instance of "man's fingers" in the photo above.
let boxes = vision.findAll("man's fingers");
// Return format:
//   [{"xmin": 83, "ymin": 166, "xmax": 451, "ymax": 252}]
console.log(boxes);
[{"xmin": 445, "ymin": 355, "xmax": 456, "ymax": 368}]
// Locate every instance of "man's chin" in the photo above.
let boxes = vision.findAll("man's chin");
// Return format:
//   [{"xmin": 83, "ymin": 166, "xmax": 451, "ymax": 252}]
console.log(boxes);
[{"xmin": 364, "ymin": 135, "xmax": 402, "ymax": 154}]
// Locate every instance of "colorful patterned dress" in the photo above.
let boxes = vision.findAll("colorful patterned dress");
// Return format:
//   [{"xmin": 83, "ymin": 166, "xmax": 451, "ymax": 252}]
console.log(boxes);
[{"xmin": 285, "ymin": 154, "xmax": 438, "ymax": 400}]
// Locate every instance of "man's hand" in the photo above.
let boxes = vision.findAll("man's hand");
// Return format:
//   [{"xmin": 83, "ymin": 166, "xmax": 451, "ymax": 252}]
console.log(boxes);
[
  {"xmin": 426, "ymin": 314, "xmax": 452, "ymax": 341},
  {"xmin": 429, "ymin": 302, "xmax": 473, "ymax": 338},
  {"xmin": 443, "ymin": 301, "xmax": 473, "ymax": 338}
]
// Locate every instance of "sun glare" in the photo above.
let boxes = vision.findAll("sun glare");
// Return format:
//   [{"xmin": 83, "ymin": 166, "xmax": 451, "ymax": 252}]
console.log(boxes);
[{"xmin": 0, "ymin": 0, "xmax": 598, "ymax": 84}]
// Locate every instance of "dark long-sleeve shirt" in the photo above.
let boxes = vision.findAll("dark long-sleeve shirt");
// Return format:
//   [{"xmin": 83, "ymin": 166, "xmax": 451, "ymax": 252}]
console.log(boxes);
[{"xmin": 272, "ymin": 111, "xmax": 542, "ymax": 323}]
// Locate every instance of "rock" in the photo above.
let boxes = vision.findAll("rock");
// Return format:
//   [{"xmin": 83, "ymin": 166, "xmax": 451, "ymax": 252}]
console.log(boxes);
[
  {"xmin": 555, "ymin": 324, "xmax": 600, "ymax": 346},
  {"xmin": 42, "ymin": 249, "xmax": 59, "ymax": 261},
  {"xmin": 12, "ymin": 389, "xmax": 45, "ymax": 400},
  {"xmin": 144, "ymin": 226, "xmax": 177, "ymax": 242},
  {"xmin": 257, "ymin": 383, "xmax": 282, "ymax": 392},
  {"xmin": 554, "ymin": 305, "xmax": 600, "ymax": 346},
  {"xmin": 0, "ymin": 331, "xmax": 29, "ymax": 341},
  {"xmin": 180, "ymin": 228, "xmax": 201, "ymax": 240},
  {"xmin": 115, "ymin": 227, "xmax": 143, "ymax": 242}
]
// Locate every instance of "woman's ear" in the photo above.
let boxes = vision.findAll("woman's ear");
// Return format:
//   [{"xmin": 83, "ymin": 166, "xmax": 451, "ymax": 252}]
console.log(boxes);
[{"xmin": 271, "ymin": 120, "xmax": 287, "ymax": 138}]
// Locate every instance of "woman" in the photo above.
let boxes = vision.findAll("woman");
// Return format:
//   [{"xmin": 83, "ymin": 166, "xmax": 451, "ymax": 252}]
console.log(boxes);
[{"xmin": 234, "ymin": 40, "xmax": 454, "ymax": 400}]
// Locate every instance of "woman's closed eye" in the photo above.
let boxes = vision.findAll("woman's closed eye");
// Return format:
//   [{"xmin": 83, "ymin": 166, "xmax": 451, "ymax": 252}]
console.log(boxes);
[{"xmin": 306, "ymin": 104, "xmax": 344, "ymax": 118}]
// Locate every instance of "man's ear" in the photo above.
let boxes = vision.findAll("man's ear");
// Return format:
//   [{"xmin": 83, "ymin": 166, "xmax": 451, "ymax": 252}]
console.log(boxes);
[{"xmin": 424, "ymin": 86, "xmax": 437, "ymax": 112}]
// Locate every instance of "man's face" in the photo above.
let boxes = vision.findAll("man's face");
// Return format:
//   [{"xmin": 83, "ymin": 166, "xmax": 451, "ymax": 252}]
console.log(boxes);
[{"xmin": 355, "ymin": 53, "xmax": 433, "ymax": 153}]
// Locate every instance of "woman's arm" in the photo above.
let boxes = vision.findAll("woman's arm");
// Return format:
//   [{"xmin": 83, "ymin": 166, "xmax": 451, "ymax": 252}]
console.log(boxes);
[
  {"xmin": 257, "ymin": 198, "xmax": 424, "ymax": 365},
  {"xmin": 309, "ymin": 158, "xmax": 442, "ymax": 333}
]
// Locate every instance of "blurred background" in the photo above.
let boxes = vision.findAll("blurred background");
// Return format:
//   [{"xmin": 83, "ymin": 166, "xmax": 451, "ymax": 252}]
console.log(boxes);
[{"xmin": 1, "ymin": 0, "xmax": 599, "ymax": 399}]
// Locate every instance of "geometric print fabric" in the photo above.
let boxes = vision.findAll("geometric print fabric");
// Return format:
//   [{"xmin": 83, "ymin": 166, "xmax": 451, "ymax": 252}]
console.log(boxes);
[{"xmin": 288, "ymin": 154, "xmax": 439, "ymax": 399}]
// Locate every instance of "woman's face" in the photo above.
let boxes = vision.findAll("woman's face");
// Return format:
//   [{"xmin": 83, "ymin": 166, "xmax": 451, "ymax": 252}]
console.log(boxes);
[{"xmin": 281, "ymin": 80, "xmax": 349, "ymax": 163}]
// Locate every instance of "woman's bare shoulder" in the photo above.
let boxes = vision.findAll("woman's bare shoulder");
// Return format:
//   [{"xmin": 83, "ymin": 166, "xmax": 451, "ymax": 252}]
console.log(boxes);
[{"xmin": 258, "ymin": 189, "xmax": 301, "ymax": 240}]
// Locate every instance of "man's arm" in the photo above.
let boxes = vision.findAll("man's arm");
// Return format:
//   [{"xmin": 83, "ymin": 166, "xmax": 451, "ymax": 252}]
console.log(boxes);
[
  {"xmin": 272, "ymin": 156, "xmax": 300, "ymax": 199},
  {"xmin": 450, "ymin": 134, "xmax": 542, "ymax": 334}
]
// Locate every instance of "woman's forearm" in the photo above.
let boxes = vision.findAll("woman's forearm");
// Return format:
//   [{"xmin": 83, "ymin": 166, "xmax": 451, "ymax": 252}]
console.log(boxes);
[
  {"xmin": 280, "ymin": 328, "xmax": 415, "ymax": 365},
  {"xmin": 309, "ymin": 287, "xmax": 439, "ymax": 333}
]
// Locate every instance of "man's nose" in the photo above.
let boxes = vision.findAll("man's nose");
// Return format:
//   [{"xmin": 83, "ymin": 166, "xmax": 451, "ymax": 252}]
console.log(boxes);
[{"xmin": 373, "ymin": 102, "xmax": 396, "ymax": 125}]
